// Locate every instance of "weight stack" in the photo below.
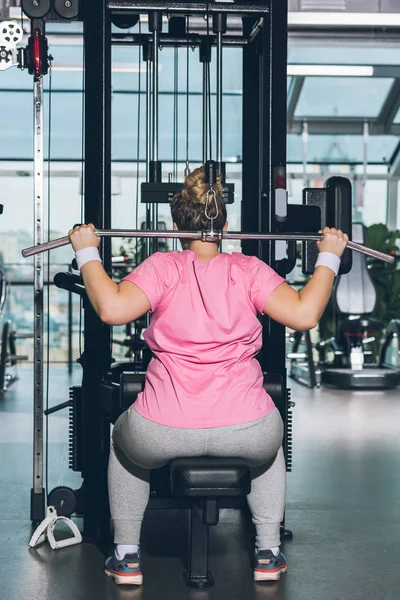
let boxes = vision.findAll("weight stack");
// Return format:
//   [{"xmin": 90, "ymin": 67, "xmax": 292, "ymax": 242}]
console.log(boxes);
[{"xmin": 69, "ymin": 386, "xmax": 83, "ymax": 473}]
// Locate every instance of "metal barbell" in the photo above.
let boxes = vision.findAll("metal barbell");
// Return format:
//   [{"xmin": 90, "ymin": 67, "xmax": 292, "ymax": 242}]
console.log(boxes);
[{"xmin": 21, "ymin": 229, "xmax": 394, "ymax": 264}]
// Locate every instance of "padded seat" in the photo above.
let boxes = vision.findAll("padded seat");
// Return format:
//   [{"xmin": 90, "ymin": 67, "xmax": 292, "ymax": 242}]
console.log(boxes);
[
  {"xmin": 170, "ymin": 457, "xmax": 251, "ymax": 497},
  {"xmin": 169, "ymin": 456, "xmax": 251, "ymax": 589}
]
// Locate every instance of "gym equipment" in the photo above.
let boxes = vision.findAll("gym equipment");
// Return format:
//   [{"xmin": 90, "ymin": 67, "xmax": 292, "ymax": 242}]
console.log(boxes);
[
  {"xmin": 0, "ymin": 269, "xmax": 30, "ymax": 393},
  {"xmin": 21, "ymin": 228, "xmax": 394, "ymax": 263},
  {"xmin": 0, "ymin": 15, "xmax": 50, "ymax": 517},
  {"xmin": 8, "ymin": 0, "xmax": 334, "ymax": 555},
  {"xmin": 29, "ymin": 506, "xmax": 82, "ymax": 551},
  {"xmin": 288, "ymin": 329, "xmax": 320, "ymax": 389},
  {"xmin": 380, "ymin": 320, "xmax": 400, "ymax": 371},
  {"xmin": 302, "ymin": 177, "xmax": 353, "ymax": 275},
  {"xmin": 318, "ymin": 224, "xmax": 400, "ymax": 389},
  {"xmin": 170, "ymin": 457, "xmax": 251, "ymax": 589}
]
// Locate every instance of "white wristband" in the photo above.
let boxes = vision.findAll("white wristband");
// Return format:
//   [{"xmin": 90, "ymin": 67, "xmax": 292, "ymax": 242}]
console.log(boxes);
[
  {"xmin": 315, "ymin": 252, "xmax": 341, "ymax": 276},
  {"xmin": 75, "ymin": 246, "xmax": 101, "ymax": 270}
]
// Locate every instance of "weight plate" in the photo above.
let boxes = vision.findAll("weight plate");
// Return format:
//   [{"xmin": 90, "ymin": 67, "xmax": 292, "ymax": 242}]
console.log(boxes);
[
  {"xmin": 112, "ymin": 14, "xmax": 140, "ymax": 29},
  {"xmin": 54, "ymin": 0, "xmax": 80, "ymax": 20},
  {"xmin": 21, "ymin": 0, "xmax": 51, "ymax": 19},
  {"xmin": 48, "ymin": 486, "xmax": 77, "ymax": 517}
]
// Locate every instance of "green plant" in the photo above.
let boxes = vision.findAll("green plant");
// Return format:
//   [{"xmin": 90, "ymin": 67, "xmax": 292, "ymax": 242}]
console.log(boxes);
[{"xmin": 364, "ymin": 223, "xmax": 400, "ymax": 327}]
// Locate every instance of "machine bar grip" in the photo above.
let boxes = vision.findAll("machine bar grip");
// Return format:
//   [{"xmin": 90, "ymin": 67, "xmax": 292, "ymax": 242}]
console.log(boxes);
[{"xmin": 22, "ymin": 230, "xmax": 394, "ymax": 264}]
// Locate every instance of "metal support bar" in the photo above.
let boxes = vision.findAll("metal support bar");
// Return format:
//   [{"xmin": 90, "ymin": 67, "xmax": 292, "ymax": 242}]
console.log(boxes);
[
  {"xmin": 108, "ymin": 2, "xmax": 269, "ymax": 15},
  {"xmin": 68, "ymin": 263, "xmax": 73, "ymax": 375},
  {"xmin": 377, "ymin": 79, "xmax": 400, "ymax": 133},
  {"xmin": 82, "ymin": 0, "xmax": 112, "ymax": 543},
  {"xmin": 289, "ymin": 118, "xmax": 400, "ymax": 136},
  {"xmin": 22, "ymin": 230, "xmax": 394, "ymax": 264},
  {"xmin": 386, "ymin": 179, "xmax": 399, "ymax": 231},
  {"xmin": 304, "ymin": 330, "xmax": 317, "ymax": 389},
  {"xmin": 183, "ymin": 500, "xmax": 214, "ymax": 589},
  {"xmin": 287, "ymin": 76, "xmax": 304, "ymax": 124},
  {"xmin": 145, "ymin": 46, "xmax": 152, "ymax": 181},
  {"xmin": 216, "ymin": 30, "xmax": 223, "ymax": 164},
  {"xmin": 389, "ymin": 141, "xmax": 400, "ymax": 177},
  {"xmin": 32, "ymin": 73, "xmax": 45, "ymax": 522},
  {"xmin": 202, "ymin": 59, "xmax": 208, "ymax": 164},
  {"xmin": 152, "ymin": 28, "xmax": 159, "ymax": 163},
  {"xmin": 112, "ymin": 34, "xmax": 247, "ymax": 47}
]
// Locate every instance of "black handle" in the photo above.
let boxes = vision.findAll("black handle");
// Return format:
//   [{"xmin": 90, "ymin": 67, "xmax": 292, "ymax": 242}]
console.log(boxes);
[{"xmin": 54, "ymin": 272, "xmax": 86, "ymax": 296}]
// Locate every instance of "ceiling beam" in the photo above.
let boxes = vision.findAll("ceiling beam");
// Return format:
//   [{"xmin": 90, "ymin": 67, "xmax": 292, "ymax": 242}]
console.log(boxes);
[
  {"xmin": 289, "ymin": 118, "xmax": 400, "ymax": 136},
  {"xmin": 288, "ymin": 12, "xmax": 400, "ymax": 29},
  {"xmin": 376, "ymin": 79, "xmax": 400, "ymax": 133},
  {"xmin": 287, "ymin": 76, "xmax": 305, "ymax": 124},
  {"xmin": 389, "ymin": 142, "xmax": 400, "ymax": 177}
]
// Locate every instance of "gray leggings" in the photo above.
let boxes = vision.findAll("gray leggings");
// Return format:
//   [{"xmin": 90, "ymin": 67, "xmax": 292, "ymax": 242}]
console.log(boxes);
[{"xmin": 108, "ymin": 406, "xmax": 286, "ymax": 549}]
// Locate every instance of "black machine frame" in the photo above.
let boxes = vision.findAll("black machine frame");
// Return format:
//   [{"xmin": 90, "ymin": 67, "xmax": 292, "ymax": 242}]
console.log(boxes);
[
  {"xmin": 16, "ymin": 0, "xmax": 293, "ymax": 543},
  {"xmin": 79, "ymin": 0, "xmax": 291, "ymax": 544}
]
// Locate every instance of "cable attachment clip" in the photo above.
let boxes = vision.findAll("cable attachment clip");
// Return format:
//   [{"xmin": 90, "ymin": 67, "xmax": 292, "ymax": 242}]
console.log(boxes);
[
  {"xmin": 205, "ymin": 187, "xmax": 219, "ymax": 231},
  {"xmin": 204, "ymin": 159, "xmax": 219, "ymax": 237}
]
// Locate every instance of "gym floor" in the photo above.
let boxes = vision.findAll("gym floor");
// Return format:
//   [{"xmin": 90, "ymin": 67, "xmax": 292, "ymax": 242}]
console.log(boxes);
[{"xmin": 1, "ymin": 368, "xmax": 399, "ymax": 600}]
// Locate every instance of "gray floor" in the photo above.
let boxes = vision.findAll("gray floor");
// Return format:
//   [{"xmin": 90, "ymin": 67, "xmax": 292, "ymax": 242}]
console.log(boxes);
[{"xmin": 1, "ymin": 367, "xmax": 400, "ymax": 600}]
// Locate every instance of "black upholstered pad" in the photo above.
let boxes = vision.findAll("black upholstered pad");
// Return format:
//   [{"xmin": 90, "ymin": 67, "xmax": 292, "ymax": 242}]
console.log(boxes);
[
  {"xmin": 335, "ymin": 223, "xmax": 376, "ymax": 315},
  {"xmin": 169, "ymin": 457, "xmax": 251, "ymax": 497}
]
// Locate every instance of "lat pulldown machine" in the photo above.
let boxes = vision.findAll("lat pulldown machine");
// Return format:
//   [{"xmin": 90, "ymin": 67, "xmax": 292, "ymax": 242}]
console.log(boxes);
[{"xmin": 6, "ymin": 4, "xmax": 394, "ymax": 578}]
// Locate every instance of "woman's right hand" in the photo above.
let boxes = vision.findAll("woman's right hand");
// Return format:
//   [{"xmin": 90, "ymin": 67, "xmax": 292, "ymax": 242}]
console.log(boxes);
[
  {"xmin": 317, "ymin": 227, "xmax": 348, "ymax": 258},
  {"xmin": 68, "ymin": 223, "xmax": 100, "ymax": 252}
]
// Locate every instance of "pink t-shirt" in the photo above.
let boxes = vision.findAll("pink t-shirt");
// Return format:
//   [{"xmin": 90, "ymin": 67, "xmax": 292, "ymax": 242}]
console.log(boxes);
[{"xmin": 123, "ymin": 250, "xmax": 285, "ymax": 429}]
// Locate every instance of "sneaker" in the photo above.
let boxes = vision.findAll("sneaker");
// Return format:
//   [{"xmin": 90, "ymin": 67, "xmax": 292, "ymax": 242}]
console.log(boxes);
[
  {"xmin": 253, "ymin": 548, "xmax": 287, "ymax": 582},
  {"xmin": 104, "ymin": 549, "xmax": 143, "ymax": 585}
]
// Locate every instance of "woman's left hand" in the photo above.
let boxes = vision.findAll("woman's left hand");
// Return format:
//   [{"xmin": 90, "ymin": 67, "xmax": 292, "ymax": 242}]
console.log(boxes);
[{"xmin": 68, "ymin": 223, "xmax": 100, "ymax": 252}]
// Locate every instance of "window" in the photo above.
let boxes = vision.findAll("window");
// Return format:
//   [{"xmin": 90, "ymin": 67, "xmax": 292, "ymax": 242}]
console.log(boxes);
[{"xmin": 295, "ymin": 77, "xmax": 393, "ymax": 119}]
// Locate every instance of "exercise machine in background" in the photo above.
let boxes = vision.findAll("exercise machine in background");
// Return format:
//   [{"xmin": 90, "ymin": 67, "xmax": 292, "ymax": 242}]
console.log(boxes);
[
  {"xmin": 319, "ymin": 223, "xmax": 400, "ymax": 389},
  {"xmin": 289, "ymin": 224, "xmax": 400, "ymax": 390},
  {"xmin": 0, "ymin": 199, "xmax": 31, "ymax": 393},
  {"xmin": 6, "ymin": 1, "xmax": 395, "ymax": 588}
]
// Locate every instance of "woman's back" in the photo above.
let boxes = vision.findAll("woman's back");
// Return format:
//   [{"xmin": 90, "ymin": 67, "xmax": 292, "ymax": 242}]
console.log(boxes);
[{"xmin": 124, "ymin": 250, "xmax": 284, "ymax": 428}]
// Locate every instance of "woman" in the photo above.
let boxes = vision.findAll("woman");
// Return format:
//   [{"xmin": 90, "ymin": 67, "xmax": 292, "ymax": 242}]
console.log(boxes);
[{"xmin": 69, "ymin": 166, "xmax": 348, "ymax": 585}]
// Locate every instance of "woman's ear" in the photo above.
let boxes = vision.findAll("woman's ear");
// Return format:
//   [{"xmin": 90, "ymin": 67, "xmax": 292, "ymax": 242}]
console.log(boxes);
[
  {"xmin": 223, "ymin": 221, "xmax": 228, "ymax": 231},
  {"xmin": 173, "ymin": 223, "xmax": 178, "ymax": 231}
]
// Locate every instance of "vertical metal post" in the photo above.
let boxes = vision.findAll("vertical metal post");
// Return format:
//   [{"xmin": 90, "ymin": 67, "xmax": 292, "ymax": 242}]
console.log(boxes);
[
  {"xmin": 216, "ymin": 31, "xmax": 223, "ymax": 164},
  {"xmin": 302, "ymin": 120, "xmax": 308, "ymax": 189},
  {"xmin": 152, "ymin": 27, "xmax": 159, "ymax": 246},
  {"xmin": 242, "ymin": 17, "xmax": 261, "ymax": 259},
  {"xmin": 260, "ymin": 0, "xmax": 288, "ymax": 379},
  {"xmin": 203, "ymin": 61, "xmax": 208, "ymax": 164},
  {"xmin": 387, "ymin": 179, "xmax": 398, "ymax": 230},
  {"xmin": 146, "ymin": 50, "xmax": 152, "ymax": 181},
  {"xmin": 68, "ymin": 263, "xmax": 73, "ymax": 375},
  {"xmin": 144, "ymin": 42, "xmax": 152, "ymax": 262},
  {"xmin": 148, "ymin": 13, "xmax": 162, "ymax": 253},
  {"xmin": 260, "ymin": 0, "xmax": 292, "ymax": 538},
  {"xmin": 31, "ymin": 73, "xmax": 45, "ymax": 522},
  {"xmin": 152, "ymin": 30, "xmax": 159, "ymax": 164},
  {"xmin": 200, "ymin": 39, "xmax": 211, "ymax": 165},
  {"xmin": 82, "ymin": 0, "xmax": 112, "ymax": 542}
]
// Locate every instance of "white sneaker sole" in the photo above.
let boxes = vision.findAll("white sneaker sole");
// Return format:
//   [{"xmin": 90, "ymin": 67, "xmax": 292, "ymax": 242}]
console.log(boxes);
[
  {"xmin": 254, "ymin": 565, "xmax": 287, "ymax": 582},
  {"xmin": 105, "ymin": 568, "xmax": 143, "ymax": 585}
]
